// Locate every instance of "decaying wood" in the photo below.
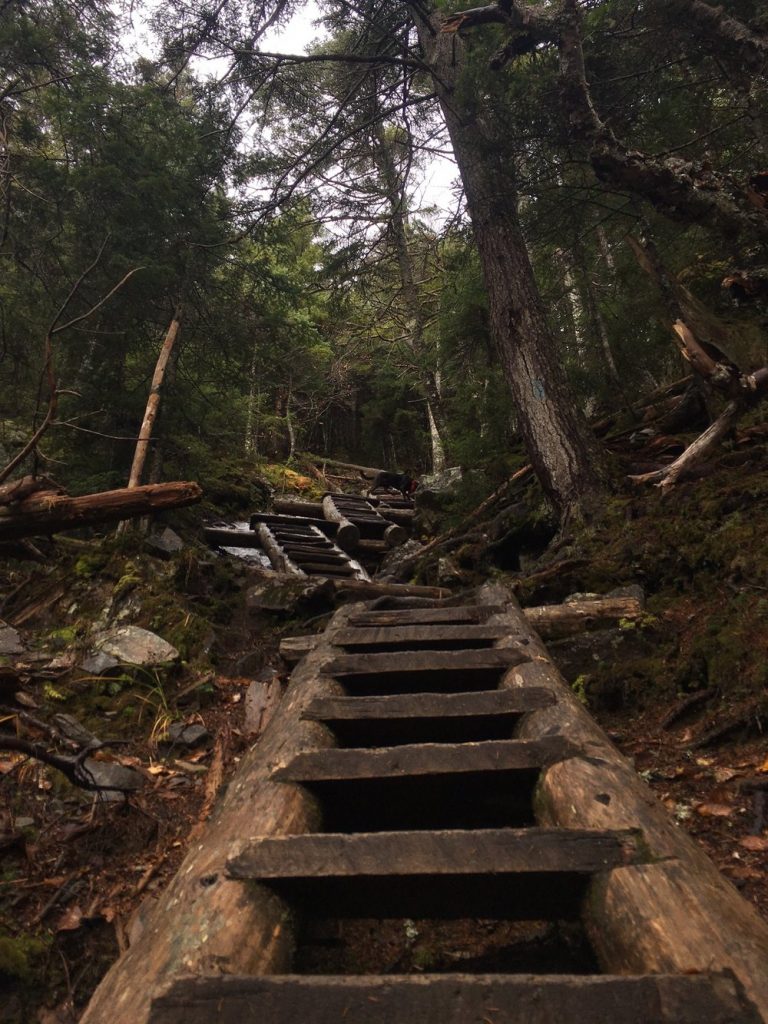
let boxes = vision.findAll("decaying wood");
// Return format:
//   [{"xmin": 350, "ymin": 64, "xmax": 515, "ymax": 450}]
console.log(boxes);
[
  {"xmin": 80, "ymin": 605, "xmax": 358, "ymax": 1024},
  {"xmin": 0, "ymin": 481, "xmax": 202, "ymax": 541},
  {"xmin": 524, "ymin": 595, "xmax": 642, "ymax": 637},
  {"xmin": 0, "ymin": 475, "xmax": 63, "ymax": 508},
  {"xmin": 482, "ymin": 583, "xmax": 768, "ymax": 1017},
  {"xmin": 274, "ymin": 497, "xmax": 414, "ymax": 528},
  {"xmin": 149, "ymin": 972, "xmax": 761, "ymax": 1024},
  {"xmin": 332, "ymin": 622, "xmax": 511, "ymax": 647}
]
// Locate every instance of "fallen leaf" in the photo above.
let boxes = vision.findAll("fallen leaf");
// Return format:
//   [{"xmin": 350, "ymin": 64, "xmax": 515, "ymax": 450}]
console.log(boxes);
[
  {"xmin": 55, "ymin": 905, "xmax": 83, "ymax": 932},
  {"xmin": 713, "ymin": 767, "xmax": 739, "ymax": 783},
  {"xmin": 173, "ymin": 759, "xmax": 207, "ymax": 774},
  {"xmin": 724, "ymin": 864, "xmax": 762, "ymax": 881},
  {"xmin": 759, "ymin": 757, "xmax": 768, "ymax": 773},
  {"xmin": 14, "ymin": 691, "xmax": 40, "ymax": 709},
  {"xmin": 695, "ymin": 802, "xmax": 734, "ymax": 818},
  {"xmin": 739, "ymin": 835, "xmax": 768, "ymax": 852}
]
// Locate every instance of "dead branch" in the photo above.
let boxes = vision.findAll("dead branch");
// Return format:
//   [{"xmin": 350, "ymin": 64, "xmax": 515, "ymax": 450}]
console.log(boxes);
[{"xmin": 0, "ymin": 735, "xmax": 138, "ymax": 792}]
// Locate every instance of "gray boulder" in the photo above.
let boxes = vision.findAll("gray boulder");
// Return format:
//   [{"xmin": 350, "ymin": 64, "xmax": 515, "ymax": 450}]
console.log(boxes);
[{"xmin": 92, "ymin": 625, "xmax": 179, "ymax": 668}]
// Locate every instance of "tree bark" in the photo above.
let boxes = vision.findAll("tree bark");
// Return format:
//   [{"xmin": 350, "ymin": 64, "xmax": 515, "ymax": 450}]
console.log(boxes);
[{"xmin": 410, "ymin": 7, "xmax": 608, "ymax": 517}]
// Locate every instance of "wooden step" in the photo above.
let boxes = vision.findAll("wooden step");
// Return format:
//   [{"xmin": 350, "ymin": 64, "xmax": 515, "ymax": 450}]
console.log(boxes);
[
  {"xmin": 150, "ymin": 972, "xmax": 761, "ymax": 1024},
  {"xmin": 333, "ymin": 623, "xmax": 511, "ymax": 648},
  {"xmin": 227, "ymin": 827, "xmax": 640, "ymax": 919},
  {"xmin": 273, "ymin": 736, "xmax": 572, "ymax": 783},
  {"xmin": 326, "ymin": 647, "xmax": 529, "ymax": 698},
  {"xmin": 348, "ymin": 604, "xmax": 504, "ymax": 626},
  {"xmin": 302, "ymin": 688, "xmax": 555, "ymax": 747}
]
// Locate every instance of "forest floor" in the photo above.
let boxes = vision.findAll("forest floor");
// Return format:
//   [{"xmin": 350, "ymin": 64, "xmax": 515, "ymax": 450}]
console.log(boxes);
[{"xmin": 1, "ymin": 444, "xmax": 767, "ymax": 1021}]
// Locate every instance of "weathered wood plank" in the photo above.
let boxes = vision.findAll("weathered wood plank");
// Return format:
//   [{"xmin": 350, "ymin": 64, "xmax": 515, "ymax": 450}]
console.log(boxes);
[
  {"xmin": 328, "ymin": 647, "xmax": 528, "ymax": 676},
  {"xmin": 333, "ymin": 623, "xmax": 511, "ymax": 646},
  {"xmin": 227, "ymin": 827, "xmax": 640, "ymax": 880},
  {"xmin": 303, "ymin": 688, "xmax": 555, "ymax": 722},
  {"xmin": 348, "ymin": 605, "xmax": 503, "ymax": 626},
  {"xmin": 150, "ymin": 972, "xmax": 762, "ymax": 1024},
  {"xmin": 272, "ymin": 736, "xmax": 574, "ymax": 782}
]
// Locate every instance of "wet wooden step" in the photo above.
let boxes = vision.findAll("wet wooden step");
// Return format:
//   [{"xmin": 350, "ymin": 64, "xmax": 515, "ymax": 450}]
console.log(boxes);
[
  {"xmin": 273, "ymin": 736, "xmax": 572, "ymax": 784},
  {"xmin": 333, "ymin": 623, "xmax": 512, "ymax": 648},
  {"xmin": 326, "ymin": 647, "xmax": 530, "ymax": 696},
  {"xmin": 302, "ymin": 688, "xmax": 555, "ymax": 747},
  {"xmin": 227, "ymin": 828, "xmax": 640, "ymax": 919},
  {"xmin": 348, "ymin": 604, "xmax": 504, "ymax": 626},
  {"xmin": 151, "ymin": 972, "xmax": 761, "ymax": 1024},
  {"xmin": 229, "ymin": 827, "xmax": 639, "ymax": 878},
  {"xmin": 304, "ymin": 688, "xmax": 555, "ymax": 722}
]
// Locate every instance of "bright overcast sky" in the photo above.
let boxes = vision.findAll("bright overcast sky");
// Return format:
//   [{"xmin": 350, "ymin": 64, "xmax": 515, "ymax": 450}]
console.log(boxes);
[{"xmin": 120, "ymin": 1, "xmax": 459, "ymax": 221}]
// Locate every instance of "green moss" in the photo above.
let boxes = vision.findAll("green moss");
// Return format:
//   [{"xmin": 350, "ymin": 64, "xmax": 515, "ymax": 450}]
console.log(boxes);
[{"xmin": 0, "ymin": 933, "xmax": 48, "ymax": 983}]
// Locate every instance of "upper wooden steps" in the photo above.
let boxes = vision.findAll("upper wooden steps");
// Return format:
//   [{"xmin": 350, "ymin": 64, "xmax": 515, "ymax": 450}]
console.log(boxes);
[{"xmin": 150, "ymin": 972, "xmax": 762, "ymax": 1024}]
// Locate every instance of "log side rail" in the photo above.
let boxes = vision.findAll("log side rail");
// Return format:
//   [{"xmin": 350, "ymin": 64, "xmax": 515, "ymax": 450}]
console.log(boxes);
[{"xmin": 82, "ymin": 585, "xmax": 768, "ymax": 1024}]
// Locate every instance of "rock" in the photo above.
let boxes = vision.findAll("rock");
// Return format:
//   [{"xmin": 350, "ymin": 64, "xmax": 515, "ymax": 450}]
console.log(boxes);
[
  {"xmin": 0, "ymin": 624, "xmax": 24, "ymax": 656},
  {"xmin": 93, "ymin": 626, "xmax": 179, "ymax": 668},
  {"xmin": 78, "ymin": 758, "xmax": 145, "ymax": 796},
  {"xmin": 245, "ymin": 576, "xmax": 334, "ymax": 614},
  {"xmin": 166, "ymin": 722, "xmax": 209, "ymax": 747},
  {"xmin": 376, "ymin": 539, "xmax": 424, "ymax": 582},
  {"xmin": 15, "ymin": 817, "xmax": 34, "ymax": 829},
  {"xmin": 607, "ymin": 583, "xmax": 646, "ymax": 607},
  {"xmin": 436, "ymin": 556, "xmax": 466, "ymax": 588},
  {"xmin": 418, "ymin": 466, "xmax": 463, "ymax": 492},
  {"xmin": 53, "ymin": 714, "xmax": 102, "ymax": 748},
  {"xmin": 80, "ymin": 651, "xmax": 120, "ymax": 676},
  {"xmin": 145, "ymin": 527, "xmax": 184, "ymax": 560}
]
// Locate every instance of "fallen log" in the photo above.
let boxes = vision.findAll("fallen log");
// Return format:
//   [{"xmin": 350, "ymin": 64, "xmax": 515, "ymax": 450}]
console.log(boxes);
[
  {"xmin": 255, "ymin": 523, "xmax": 305, "ymax": 576},
  {"xmin": 0, "ymin": 481, "xmax": 202, "ymax": 541},
  {"xmin": 274, "ymin": 497, "xmax": 415, "ymax": 528},
  {"xmin": 0, "ymin": 475, "xmax": 63, "ymax": 507}
]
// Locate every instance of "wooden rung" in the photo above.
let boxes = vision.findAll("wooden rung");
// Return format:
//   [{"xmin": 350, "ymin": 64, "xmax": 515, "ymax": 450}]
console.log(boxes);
[
  {"xmin": 272, "ymin": 736, "xmax": 574, "ymax": 783},
  {"xmin": 327, "ymin": 647, "xmax": 528, "ymax": 676},
  {"xmin": 348, "ymin": 605, "xmax": 504, "ymax": 626},
  {"xmin": 228, "ymin": 827, "xmax": 640, "ymax": 880},
  {"xmin": 333, "ymin": 624, "xmax": 511, "ymax": 647},
  {"xmin": 150, "ymin": 973, "xmax": 761, "ymax": 1024},
  {"xmin": 303, "ymin": 688, "xmax": 555, "ymax": 722}
]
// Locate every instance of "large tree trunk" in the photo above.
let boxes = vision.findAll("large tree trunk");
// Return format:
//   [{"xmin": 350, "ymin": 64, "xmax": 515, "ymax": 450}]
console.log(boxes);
[{"xmin": 410, "ymin": 8, "xmax": 608, "ymax": 516}]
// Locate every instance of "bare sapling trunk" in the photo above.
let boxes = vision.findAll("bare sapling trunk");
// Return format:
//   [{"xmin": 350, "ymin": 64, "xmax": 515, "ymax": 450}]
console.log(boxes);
[{"xmin": 117, "ymin": 306, "xmax": 182, "ymax": 533}]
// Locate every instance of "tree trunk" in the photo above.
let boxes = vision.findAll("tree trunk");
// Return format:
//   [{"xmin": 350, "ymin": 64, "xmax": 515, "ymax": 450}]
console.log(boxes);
[
  {"xmin": 410, "ymin": 8, "xmax": 608, "ymax": 516},
  {"xmin": 125, "ymin": 307, "xmax": 183, "ymax": 490}
]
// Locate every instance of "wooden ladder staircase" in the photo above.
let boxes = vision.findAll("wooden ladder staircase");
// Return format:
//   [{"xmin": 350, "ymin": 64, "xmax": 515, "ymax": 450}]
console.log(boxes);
[{"xmin": 144, "ymin": 589, "xmax": 768, "ymax": 1024}]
